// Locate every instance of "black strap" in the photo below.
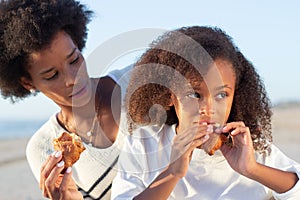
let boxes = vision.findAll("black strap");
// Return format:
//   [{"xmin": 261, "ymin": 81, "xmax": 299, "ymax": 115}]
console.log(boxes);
[{"xmin": 77, "ymin": 156, "xmax": 119, "ymax": 199}]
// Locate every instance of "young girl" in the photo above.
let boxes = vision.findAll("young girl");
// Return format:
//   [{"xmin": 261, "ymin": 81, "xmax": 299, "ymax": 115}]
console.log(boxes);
[{"xmin": 112, "ymin": 26, "xmax": 300, "ymax": 199}]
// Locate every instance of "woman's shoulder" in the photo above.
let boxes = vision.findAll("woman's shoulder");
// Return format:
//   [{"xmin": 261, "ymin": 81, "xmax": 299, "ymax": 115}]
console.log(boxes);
[{"xmin": 26, "ymin": 113, "xmax": 62, "ymax": 155}]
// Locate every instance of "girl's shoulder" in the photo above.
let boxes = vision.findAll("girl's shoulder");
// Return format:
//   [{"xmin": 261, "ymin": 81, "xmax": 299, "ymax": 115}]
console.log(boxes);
[
  {"xmin": 256, "ymin": 144, "xmax": 299, "ymax": 167},
  {"xmin": 124, "ymin": 124, "xmax": 175, "ymax": 152}
]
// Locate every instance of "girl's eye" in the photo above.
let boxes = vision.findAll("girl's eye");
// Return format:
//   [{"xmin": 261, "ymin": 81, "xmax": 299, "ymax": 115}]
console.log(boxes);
[
  {"xmin": 215, "ymin": 92, "xmax": 227, "ymax": 100},
  {"xmin": 44, "ymin": 72, "xmax": 58, "ymax": 80},
  {"xmin": 187, "ymin": 92, "xmax": 201, "ymax": 99}
]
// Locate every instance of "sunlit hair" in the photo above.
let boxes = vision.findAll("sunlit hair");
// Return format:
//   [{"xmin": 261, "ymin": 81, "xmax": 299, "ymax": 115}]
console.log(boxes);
[
  {"xmin": 126, "ymin": 26, "xmax": 273, "ymax": 154},
  {"xmin": 0, "ymin": 0, "xmax": 93, "ymax": 102}
]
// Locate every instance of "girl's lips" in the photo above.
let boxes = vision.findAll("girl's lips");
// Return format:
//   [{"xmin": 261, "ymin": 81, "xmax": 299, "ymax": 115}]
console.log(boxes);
[{"xmin": 198, "ymin": 120, "xmax": 216, "ymax": 125}]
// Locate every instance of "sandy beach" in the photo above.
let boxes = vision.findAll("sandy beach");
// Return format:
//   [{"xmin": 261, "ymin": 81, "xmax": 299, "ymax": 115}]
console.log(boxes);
[
  {"xmin": 0, "ymin": 138, "xmax": 46, "ymax": 200},
  {"xmin": 0, "ymin": 104, "xmax": 299, "ymax": 200}
]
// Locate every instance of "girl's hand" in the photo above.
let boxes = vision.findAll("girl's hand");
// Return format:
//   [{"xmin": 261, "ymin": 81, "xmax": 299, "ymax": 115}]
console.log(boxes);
[
  {"xmin": 220, "ymin": 122, "xmax": 258, "ymax": 176},
  {"xmin": 40, "ymin": 151, "xmax": 83, "ymax": 200},
  {"xmin": 168, "ymin": 123, "xmax": 210, "ymax": 178}
]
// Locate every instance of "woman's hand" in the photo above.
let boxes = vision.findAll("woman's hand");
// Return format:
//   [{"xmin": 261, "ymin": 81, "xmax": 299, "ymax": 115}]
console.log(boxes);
[
  {"xmin": 220, "ymin": 121, "xmax": 258, "ymax": 176},
  {"xmin": 40, "ymin": 151, "xmax": 83, "ymax": 200},
  {"xmin": 168, "ymin": 123, "xmax": 210, "ymax": 178}
]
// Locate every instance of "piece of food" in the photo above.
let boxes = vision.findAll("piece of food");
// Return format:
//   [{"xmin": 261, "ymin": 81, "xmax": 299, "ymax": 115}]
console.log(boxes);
[
  {"xmin": 201, "ymin": 125, "xmax": 228, "ymax": 156},
  {"xmin": 53, "ymin": 132, "xmax": 86, "ymax": 168}
]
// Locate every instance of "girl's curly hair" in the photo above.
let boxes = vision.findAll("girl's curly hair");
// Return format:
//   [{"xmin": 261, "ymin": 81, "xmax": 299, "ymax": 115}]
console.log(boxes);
[
  {"xmin": 0, "ymin": 0, "xmax": 93, "ymax": 102},
  {"xmin": 126, "ymin": 26, "xmax": 273, "ymax": 153}
]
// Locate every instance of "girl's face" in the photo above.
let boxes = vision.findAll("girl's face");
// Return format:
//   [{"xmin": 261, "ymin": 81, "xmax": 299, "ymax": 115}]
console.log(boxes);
[
  {"xmin": 21, "ymin": 31, "xmax": 92, "ymax": 108},
  {"xmin": 172, "ymin": 59, "xmax": 236, "ymax": 133}
]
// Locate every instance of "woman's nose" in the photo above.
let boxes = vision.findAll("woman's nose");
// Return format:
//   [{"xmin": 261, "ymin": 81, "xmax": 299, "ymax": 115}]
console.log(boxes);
[{"xmin": 65, "ymin": 67, "xmax": 78, "ymax": 87}]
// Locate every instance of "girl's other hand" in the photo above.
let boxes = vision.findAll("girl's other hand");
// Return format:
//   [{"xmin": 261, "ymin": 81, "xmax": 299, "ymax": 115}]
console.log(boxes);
[{"xmin": 220, "ymin": 122, "xmax": 258, "ymax": 176}]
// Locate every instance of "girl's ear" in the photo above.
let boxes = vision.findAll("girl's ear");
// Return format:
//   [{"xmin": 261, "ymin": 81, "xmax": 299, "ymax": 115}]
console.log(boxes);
[
  {"xmin": 19, "ymin": 77, "xmax": 35, "ymax": 91},
  {"xmin": 168, "ymin": 93, "xmax": 176, "ymax": 106}
]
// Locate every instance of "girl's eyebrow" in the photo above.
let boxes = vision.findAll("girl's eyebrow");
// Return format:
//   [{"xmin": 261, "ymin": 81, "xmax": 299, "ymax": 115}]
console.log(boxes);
[{"xmin": 215, "ymin": 84, "xmax": 233, "ymax": 91}]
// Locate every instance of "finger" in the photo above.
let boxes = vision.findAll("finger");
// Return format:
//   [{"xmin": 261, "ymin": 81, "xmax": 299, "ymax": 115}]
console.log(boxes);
[
  {"xmin": 41, "ymin": 151, "xmax": 62, "ymax": 180},
  {"xmin": 230, "ymin": 126, "xmax": 249, "ymax": 136},
  {"xmin": 173, "ymin": 126, "xmax": 198, "ymax": 146},
  {"xmin": 189, "ymin": 134, "xmax": 210, "ymax": 152},
  {"xmin": 40, "ymin": 154, "xmax": 53, "ymax": 190},
  {"xmin": 44, "ymin": 160, "xmax": 65, "ymax": 199},
  {"xmin": 228, "ymin": 127, "xmax": 253, "ymax": 149},
  {"xmin": 222, "ymin": 121, "xmax": 246, "ymax": 133},
  {"xmin": 40, "ymin": 151, "xmax": 62, "ymax": 197},
  {"xmin": 59, "ymin": 167, "xmax": 74, "ymax": 197}
]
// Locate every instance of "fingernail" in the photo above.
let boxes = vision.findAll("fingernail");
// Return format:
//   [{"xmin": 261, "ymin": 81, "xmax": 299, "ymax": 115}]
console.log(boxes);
[
  {"xmin": 57, "ymin": 160, "xmax": 64, "ymax": 168},
  {"xmin": 207, "ymin": 125, "xmax": 213, "ymax": 133},
  {"xmin": 214, "ymin": 127, "xmax": 222, "ymax": 134},
  {"xmin": 66, "ymin": 167, "xmax": 72, "ymax": 174},
  {"xmin": 204, "ymin": 134, "xmax": 209, "ymax": 141},
  {"xmin": 51, "ymin": 151, "xmax": 57, "ymax": 157},
  {"xmin": 55, "ymin": 151, "xmax": 62, "ymax": 158}
]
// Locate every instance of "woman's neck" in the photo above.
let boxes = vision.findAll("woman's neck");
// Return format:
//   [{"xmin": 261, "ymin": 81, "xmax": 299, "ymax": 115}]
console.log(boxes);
[
  {"xmin": 57, "ymin": 77, "xmax": 121, "ymax": 148},
  {"xmin": 58, "ymin": 78, "xmax": 98, "ymax": 134}
]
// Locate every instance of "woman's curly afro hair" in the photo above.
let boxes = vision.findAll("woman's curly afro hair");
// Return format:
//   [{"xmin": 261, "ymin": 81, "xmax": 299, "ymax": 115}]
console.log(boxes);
[
  {"xmin": 0, "ymin": 0, "xmax": 93, "ymax": 102},
  {"xmin": 126, "ymin": 26, "xmax": 273, "ymax": 153}
]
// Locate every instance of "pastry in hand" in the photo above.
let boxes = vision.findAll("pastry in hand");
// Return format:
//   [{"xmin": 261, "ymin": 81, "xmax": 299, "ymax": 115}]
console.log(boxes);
[
  {"xmin": 53, "ymin": 132, "xmax": 86, "ymax": 168},
  {"xmin": 201, "ymin": 125, "xmax": 228, "ymax": 156}
]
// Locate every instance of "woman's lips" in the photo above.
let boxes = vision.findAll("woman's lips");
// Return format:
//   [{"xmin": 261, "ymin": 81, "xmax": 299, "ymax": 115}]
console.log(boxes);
[{"xmin": 70, "ymin": 85, "xmax": 87, "ymax": 98}]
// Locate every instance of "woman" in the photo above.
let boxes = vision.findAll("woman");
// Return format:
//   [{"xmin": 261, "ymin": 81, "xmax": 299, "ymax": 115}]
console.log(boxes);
[
  {"xmin": 0, "ymin": 0, "xmax": 130, "ymax": 199},
  {"xmin": 112, "ymin": 26, "xmax": 300, "ymax": 199}
]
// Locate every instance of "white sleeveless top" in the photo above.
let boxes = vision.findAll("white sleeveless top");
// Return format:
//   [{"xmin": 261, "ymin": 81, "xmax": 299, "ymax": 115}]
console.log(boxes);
[{"xmin": 26, "ymin": 65, "xmax": 132, "ymax": 199}]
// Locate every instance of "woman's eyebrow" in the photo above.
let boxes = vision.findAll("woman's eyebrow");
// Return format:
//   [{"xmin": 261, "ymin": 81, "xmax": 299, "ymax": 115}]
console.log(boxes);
[
  {"xmin": 39, "ymin": 67, "xmax": 55, "ymax": 75},
  {"xmin": 66, "ymin": 48, "xmax": 76, "ymax": 59},
  {"xmin": 39, "ymin": 48, "xmax": 77, "ymax": 75}
]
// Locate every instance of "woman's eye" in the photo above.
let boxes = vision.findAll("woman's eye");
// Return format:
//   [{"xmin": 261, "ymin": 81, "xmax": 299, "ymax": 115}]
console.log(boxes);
[
  {"xmin": 70, "ymin": 56, "xmax": 80, "ymax": 65},
  {"xmin": 45, "ymin": 72, "xmax": 58, "ymax": 80},
  {"xmin": 215, "ymin": 92, "xmax": 227, "ymax": 100}
]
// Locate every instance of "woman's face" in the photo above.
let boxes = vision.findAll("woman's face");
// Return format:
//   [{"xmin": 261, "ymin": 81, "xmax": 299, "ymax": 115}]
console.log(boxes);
[
  {"xmin": 21, "ymin": 31, "xmax": 92, "ymax": 108},
  {"xmin": 172, "ymin": 59, "xmax": 236, "ymax": 133}
]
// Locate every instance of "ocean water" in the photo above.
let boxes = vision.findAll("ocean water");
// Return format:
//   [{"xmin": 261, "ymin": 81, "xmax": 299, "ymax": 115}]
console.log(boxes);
[{"xmin": 0, "ymin": 119, "xmax": 46, "ymax": 139}]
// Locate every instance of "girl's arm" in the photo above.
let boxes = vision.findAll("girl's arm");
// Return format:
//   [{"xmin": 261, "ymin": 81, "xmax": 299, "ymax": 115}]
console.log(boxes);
[
  {"xmin": 133, "ymin": 168, "xmax": 181, "ymax": 200},
  {"xmin": 246, "ymin": 163, "xmax": 298, "ymax": 194},
  {"xmin": 221, "ymin": 122, "xmax": 299, "ymax": 194},
  {"xmin": 134, "ymin": 124, "xmax": 210, "ymax": 200}
]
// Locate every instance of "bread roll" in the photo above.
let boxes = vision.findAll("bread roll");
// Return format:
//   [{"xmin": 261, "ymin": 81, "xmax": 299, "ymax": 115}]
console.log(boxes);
[
  {"xmin": 201, "ymin": 125, "xmax": 228, "ymax": 155},
  {"xmin": 201, "ymin": 132, "xmax": 227, "ymax": 155},
  {"xmin": 53, "ymin": 132, "xmax": 86, "ymax": 168}
]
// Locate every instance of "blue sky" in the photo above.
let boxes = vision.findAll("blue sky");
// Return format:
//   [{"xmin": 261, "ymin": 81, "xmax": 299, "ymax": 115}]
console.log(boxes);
[{"xmin": 1, "ymin": 0, "xmax": 300, "ymax": 120}]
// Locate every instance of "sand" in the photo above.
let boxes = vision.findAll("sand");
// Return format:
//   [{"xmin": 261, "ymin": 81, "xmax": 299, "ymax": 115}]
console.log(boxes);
[
  {"xmin": 0, "ymin": 105, "xmax": 299, "ymax": 200},
  {"xmin": 0, "ymin": 138, "xmax": 46, "ymax": 200}
]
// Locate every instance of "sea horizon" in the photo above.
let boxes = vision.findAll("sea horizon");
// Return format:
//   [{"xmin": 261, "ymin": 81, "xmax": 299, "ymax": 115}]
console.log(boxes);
[{"xmin": 0, "ymin": 119, "xmax": 47, "ymax": 139}]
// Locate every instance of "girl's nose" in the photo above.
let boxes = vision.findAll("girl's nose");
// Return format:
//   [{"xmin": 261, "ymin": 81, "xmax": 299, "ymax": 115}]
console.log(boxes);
[{"xmin": 199, "ymin": 98, "xmax": 215, "ymax": 116}]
